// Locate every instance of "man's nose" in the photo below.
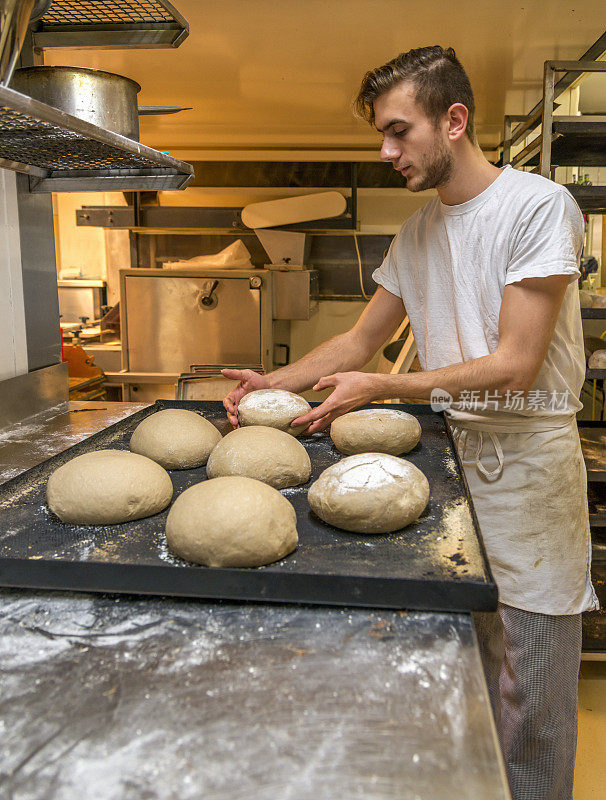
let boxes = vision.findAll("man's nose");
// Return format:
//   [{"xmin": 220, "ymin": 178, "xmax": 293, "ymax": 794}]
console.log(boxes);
[{"xmin": 380, "ymin": 140, "xmax": 399, "ymax": 162}]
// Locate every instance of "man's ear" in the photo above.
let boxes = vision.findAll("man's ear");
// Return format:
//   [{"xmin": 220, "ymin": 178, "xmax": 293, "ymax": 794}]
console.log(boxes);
[{"xmin": 447, "ymin": 103, "xmax": 469, "ymax": 142}]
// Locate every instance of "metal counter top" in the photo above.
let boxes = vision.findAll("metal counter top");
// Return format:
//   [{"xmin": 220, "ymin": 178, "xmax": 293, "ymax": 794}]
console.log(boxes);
[
  {"xmin": 0, "ymin": 401, "xmax": 151, "ymax": 485},
  {"xmin": 0, "ymin": 402, "xmax": 510, "ymax": 800}
]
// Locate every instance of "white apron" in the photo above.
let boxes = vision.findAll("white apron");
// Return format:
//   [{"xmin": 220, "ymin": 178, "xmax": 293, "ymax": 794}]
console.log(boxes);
[{"xmin": 449, "ymin": 414, "xmax": 599, "ymax": 615}]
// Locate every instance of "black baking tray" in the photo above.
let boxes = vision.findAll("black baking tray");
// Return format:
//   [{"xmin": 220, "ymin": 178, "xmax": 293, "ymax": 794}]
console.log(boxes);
[{"xmin": 0, "ymin": 400, "xmax": 497, "ymax": 612}]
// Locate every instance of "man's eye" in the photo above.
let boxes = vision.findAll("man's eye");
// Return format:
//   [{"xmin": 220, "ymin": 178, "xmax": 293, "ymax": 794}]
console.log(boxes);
[{"xmin": 394, "ymin": 129, "xmax": 407, "ymax": 137}]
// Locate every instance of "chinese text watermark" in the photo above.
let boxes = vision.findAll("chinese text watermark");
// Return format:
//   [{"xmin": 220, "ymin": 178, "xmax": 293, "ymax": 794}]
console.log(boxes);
[{"xmin": 430, "ymin": 388, "xmax": 572, "ymax": 414}]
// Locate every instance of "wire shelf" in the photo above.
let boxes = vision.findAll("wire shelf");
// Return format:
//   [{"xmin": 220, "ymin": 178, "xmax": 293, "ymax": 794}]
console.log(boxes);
[
  {"xmin": 41, "ymin": 0, "xmax": 175, "ymax": 24},
  {"xmin": 33, "ymin": 0, "xmax": 189, "ymax": 48},
  {"xmin": 0, "ymin": 106, "xmax": 153, "ymax": 170},
  {"xmin": 0, "ymin": 85, "xmax": 193, "ymax": 191}
]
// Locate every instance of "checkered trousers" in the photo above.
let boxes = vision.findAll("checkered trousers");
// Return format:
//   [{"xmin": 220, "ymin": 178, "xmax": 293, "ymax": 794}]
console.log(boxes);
[{"xmin": 473, "ymin": 603, "xmax": 582, "ymax": 800}]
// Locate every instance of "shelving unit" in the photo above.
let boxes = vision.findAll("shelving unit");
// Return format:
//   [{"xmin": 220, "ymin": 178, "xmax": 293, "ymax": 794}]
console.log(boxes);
[
  {"xmin": 32, "ymin": 0, "xmax": 189, "ymax": 48},
  {"xmin": 587, "ymin": 369, "xmax": 606, "ymax": 381},
  {"xmin": 0, "ymin": 1, "xmax": 193, "ymax": 193},
  {"xmin": 582, "ymin": 308, "xmax": 606, "ymax": 319},
  {"xmin": 503, "ymin": 58, "xmax": 606, "ymax": 173},
  {"xmin": 509, "ymin": 115, "xmax": 606, "ymax": 171},
  {"xmin": 588, "ymin": 484, "xmax": 606, "ymax": 531},
  {"xmin": 502, "ymin": 46, "xmax": 606, "ymax": 650},
  {"xmin": 502, "ymin": 55, "xmax": 606, "ymax": 402},
  {"xmin": 567, "ymin": 185, "xmax": 606, "ymax": 215},
  {"xmin": 580, "ymin": 424, "xmax": 606, "ymax": 481},
  {"xmin": 502, "ymin": 57, "xmax": 606, "ymax": 215},
  {"xmin": 0, "ymin": 84, "xmax": 193, "ymax": 192}
]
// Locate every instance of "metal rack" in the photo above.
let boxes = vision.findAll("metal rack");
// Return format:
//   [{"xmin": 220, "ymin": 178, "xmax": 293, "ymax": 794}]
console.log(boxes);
[
  {"xmin": 0, "ymin": 1, "xmax": 193, "ymax": 192},
  {"xmin": 502, "ymin": 53, "xmax": 606, "ymax": 389},
  {"xmin": 32, "ymin": 0, "xmax": 189, "ymax": 48},
  {"xmin": 566, "ymin": 185, "xmax": 606, "ymax": 215},
  {"xmin": 0, "ymin": 83, "xmax": 193, "ymax": 191},
  {"xmin": 587, "ymin": 370, "xmax": 606, "ymax": 381},
  {"xmin": 506, "ymin": 109, "xmax": 606, "ymax": 174},
  {"xmin": 501, "ymin": 43, "xmax": 606, "ymax": 650},
  {"xmin": 582, "ymin": 308, "xmax": 606, "ymax": 319},
  {"xmin": 502, "ymin": 56, "xmax": 606, "ymax": 214}
]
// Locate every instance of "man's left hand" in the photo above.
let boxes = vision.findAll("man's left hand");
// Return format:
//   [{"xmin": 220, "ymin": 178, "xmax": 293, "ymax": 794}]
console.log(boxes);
[{"xmin": 291, "ymin": 371, "xmax": 381, "ymax": 434}]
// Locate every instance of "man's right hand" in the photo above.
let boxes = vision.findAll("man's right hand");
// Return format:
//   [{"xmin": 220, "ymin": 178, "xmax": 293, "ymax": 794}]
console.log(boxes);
[{"xmin": 221, "ymin": 368, "xmax": 270, "ymax": 427}]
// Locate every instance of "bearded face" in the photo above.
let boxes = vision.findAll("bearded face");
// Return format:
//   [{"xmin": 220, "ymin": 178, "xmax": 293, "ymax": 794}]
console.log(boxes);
[
  {"xmin": 374, "ymin": 81, "xmax": 456, "ymax": 193},
  {"xmin": 404, "ymin": 127, "xmax": 455, "ymax": 192}
]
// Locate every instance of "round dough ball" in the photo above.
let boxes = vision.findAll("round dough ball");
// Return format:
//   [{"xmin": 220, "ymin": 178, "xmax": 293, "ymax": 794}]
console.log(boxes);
[
  {"xmin": 166, "ymin": 476, "xmax": 298, "ymax": 567},
  {"xmin": 330, "ymin": 408, "xmax": 422, "ymax": 456},
  {"xmin": 206, "ymin": 425, "xmax": 311, "ymax": 489},
  {"xmin": 588, "ymin": 349, "xmax": 606, "ymax": 369},
  {"xmin": 130, "ymin": 409, "xmax": 221, "ymax": 469},
  {"xmin": 308, "ymin": 453, "xmax": 429, "ymax": 534},
  {"xmin": 238, "ymin": 389, "xmax": 311, "ymax": 436},
  {"xmin": 47, "ymin": 450, "xmax": 173, "ymax": 525}
]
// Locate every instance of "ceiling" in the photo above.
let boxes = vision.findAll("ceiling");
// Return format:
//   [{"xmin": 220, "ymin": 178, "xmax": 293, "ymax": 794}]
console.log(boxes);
[{"xmin": 43, "ymin": 0, "xmax": 606, "ymax": 159}]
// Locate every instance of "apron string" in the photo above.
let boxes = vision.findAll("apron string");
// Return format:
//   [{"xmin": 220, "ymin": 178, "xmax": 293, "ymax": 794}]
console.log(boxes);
[
  {"xmin": 452, "ymin": 427, "xmax": 504, "ymax": 481},
  {"xmin": 475, "ymin": 431, "xmax": 504, "ymax": 480}
]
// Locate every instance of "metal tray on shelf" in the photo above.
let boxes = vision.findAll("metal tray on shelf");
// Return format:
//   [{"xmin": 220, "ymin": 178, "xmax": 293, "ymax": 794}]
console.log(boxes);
[
  {"xmin": 582, "ymin": 307, "xmax": 606, "ymax": 320},
  {"xmin": 586, "ymin": 369, "xmax": 606, "ymax": 381},
  {"xmin": 524, "ymin": 120, "xmax": 606, "ymax": 168},
  {"xmin": 580, "ymin": 421, "xmax": 606, "ymax": 481},
  {"xmin": 569, "ymin": 186, "xmax": 606, "ymax": 216},
  {"xmin": 0, "ymin": 400, "xmax": 497, "ymax": 613}
]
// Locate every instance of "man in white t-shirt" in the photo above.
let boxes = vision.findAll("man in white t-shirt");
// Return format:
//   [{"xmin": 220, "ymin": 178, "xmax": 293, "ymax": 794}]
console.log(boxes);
[{"xmin": 223, "ymin": 46, "xmax": 598, "ymax": 800}]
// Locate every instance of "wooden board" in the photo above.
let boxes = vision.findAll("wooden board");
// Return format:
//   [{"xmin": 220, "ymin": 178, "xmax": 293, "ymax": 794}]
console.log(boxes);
[{"xmin": 241, "ymin": 191, "xmax": 346, "ymax": 229}]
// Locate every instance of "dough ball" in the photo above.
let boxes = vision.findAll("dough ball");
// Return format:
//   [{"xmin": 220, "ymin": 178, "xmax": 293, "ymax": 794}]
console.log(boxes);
[
  {"xmin": 238, "ymin": 389, "xmax": 311, "ymax": 436},
  {"xmin": 130, "ymin": 409, "xmax": 221, "ymax": 469},
  {"xmin": 589, "ymin": 349, "xmax": 606, "ymax": 369},
  {"xmin": 166, "ymin": 476, "xmax": 298, "ymax": 567},
  {"xmin": 308, "ymin": 452, "xmax": 429, "ymax": 534},
  {"xmin": 47, "ymin": 450, "xmax": 173, "ymax": 525},
  {"xmin": 593, "ymin": 295, "xmax": 606, "ymax": 308},
  {"xmin": 206, "ymin": 425, "xmax": 311, "ymax": 489},
  {"xmin": 330, "ymin": 408, "xmax": 422, "ymax": 456}
]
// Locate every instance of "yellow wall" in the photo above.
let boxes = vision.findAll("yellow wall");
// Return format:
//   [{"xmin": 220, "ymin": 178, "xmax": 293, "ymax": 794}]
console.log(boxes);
[
  {"xmin": 52, "ymin": 186, "xmax": 435, "ymax": 290},
  {"xmin": 157, "ymin": 186, "xmax": 436, "ymax": 234},
  {"xmin": 290, "ymin": 301, "xmax": 384, "ymax": 402},
  {"xmin": 53, "ymin": 192, "xmax": 128, "ymax": 281}
]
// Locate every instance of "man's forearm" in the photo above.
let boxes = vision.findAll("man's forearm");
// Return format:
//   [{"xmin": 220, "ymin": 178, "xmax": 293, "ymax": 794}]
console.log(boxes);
[
  {"xmin": 371, "ymin": 350, "xmax": 523, "ymax": 402},
  {"xmin": 268, "ymin": 330, "xmax": 372, "ymax": 394}
]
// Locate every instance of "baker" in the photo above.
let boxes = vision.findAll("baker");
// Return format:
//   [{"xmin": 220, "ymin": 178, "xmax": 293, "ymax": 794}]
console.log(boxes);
[{"xmin": 223, "ymin": 45, "xmax": 598, "ymax": 800}]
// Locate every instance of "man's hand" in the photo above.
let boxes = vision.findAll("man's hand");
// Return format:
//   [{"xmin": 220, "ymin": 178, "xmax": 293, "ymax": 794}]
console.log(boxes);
[
  {"xmin": 291, "ymin": 371, "xmax": 380, "ymax": 434},
  {"xmin": 222, "ymin": 368, "xmax": 270, "ymax": 427}
]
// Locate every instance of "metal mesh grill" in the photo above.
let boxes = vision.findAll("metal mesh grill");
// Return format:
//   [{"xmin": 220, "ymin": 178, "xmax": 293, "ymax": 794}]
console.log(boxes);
[
  {"xmin": 0, "ymin": 105, "xmax": 162, "ymax": 170},
  {"xmin": 42, "ymin": 0, "xmax": 174, "ymax": 24}
]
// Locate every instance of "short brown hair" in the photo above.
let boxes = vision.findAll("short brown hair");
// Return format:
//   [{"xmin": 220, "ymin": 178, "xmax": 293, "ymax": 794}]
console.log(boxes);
[{"xmin": 354, "ymin": 46, "xmax": 477, "ymax": 145}]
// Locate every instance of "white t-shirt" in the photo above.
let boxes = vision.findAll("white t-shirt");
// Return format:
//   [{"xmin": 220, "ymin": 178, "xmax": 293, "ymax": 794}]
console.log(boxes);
[{"xmin": 372, "ymin": 165, "xmax": 585, "ymax": 423}]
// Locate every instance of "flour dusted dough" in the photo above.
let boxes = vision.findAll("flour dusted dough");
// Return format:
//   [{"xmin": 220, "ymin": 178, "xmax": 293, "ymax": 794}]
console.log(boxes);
[
  {"xmin": 130, "ymin": 409, "xmax": 221, "ymax": 469},
  {"xmin": 165, "ymin": 476, "xmax": 298, "ymax": 567},
  {"xmin": 308, "ymin": 452, "xmax": 429, "ymax": 533},
  {"xmin": 238, "ymin": 389, "xmax": 311, "ymax": 436},
  {"xmin": 47, "ymin": 449, "xmax": 173, "ymax": 524},
  {"xmin": 330, "ymin": 408, "xmax": 422, "ymax": 456},
  {"xmin": 206, "ymin": 425, "xmax": 311, "ymax": 489},
  {"xmin": 588, "ymin": 349, "xmax": 606, "ymax": 369}
]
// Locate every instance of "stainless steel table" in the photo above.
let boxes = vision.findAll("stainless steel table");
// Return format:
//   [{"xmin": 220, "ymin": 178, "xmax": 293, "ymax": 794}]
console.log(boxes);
[{"xmin": 0, "ymin": 403, "xmax": 510, "ymax": 800}]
